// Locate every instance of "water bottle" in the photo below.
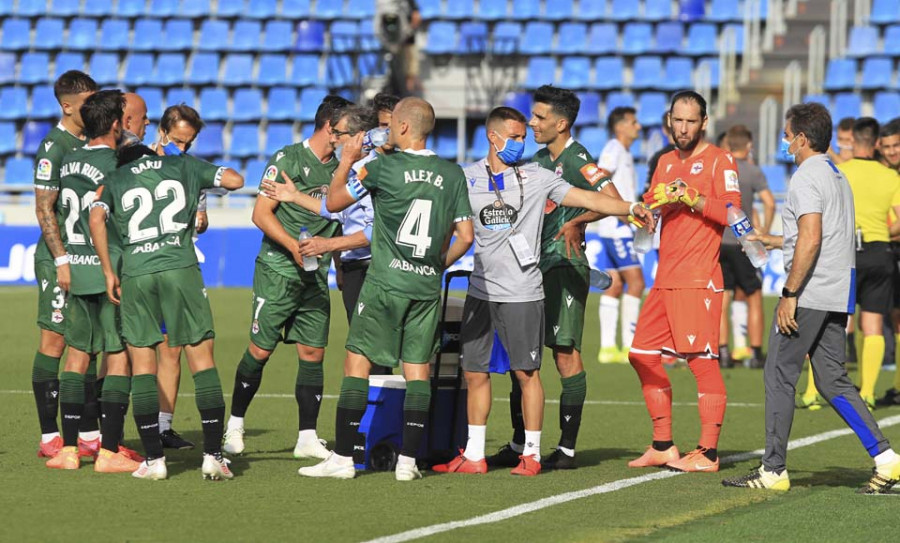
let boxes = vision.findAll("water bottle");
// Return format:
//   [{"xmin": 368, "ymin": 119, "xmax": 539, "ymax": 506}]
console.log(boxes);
[
  {"xmin": 633, "ymin": 207, "xmax": 659, "ymax": 255},
  {"xmin": 298, "ymin": 227, "xmax": 319, "ymax": 272},
  {"xmin": 726, "ymin": 203, "xmax": 768, "ymax": 268},
  {"xmin": 589, "ymin": 268, "xmax": 613, "ymax": 290},
  {"xmin": 363, "ymin": 127, "xmax": 389, "ymax": 152}
]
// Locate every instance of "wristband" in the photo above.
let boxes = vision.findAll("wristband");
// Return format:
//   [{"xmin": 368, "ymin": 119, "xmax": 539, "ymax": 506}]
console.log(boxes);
[
  {"xmin": 628, "ymin": 202, "xmax": 641, "ymax": 217},
  {"xmin": 54, "ymin": 254, "xmax": 70, "ymax": 267}
]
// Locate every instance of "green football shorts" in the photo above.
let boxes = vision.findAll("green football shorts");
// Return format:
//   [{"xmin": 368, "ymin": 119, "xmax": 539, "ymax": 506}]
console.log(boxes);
[
  {"xmin": 346, "ymin": 281, "xmax": 440, "ymax": 368},
  {"xmin": 35, "ymin": 259, "xmax": 67, "ymax": 334},
  {"xmin": 542, "ymin": 264, "xmax": 589, "ymax": 351},
  {"xmin": 248, "ymin": 261, "xmax": 330, "ymax": 351},
  {"xmin": 64, "ymin": 292, "xmax": 124, "ymax": 354}
]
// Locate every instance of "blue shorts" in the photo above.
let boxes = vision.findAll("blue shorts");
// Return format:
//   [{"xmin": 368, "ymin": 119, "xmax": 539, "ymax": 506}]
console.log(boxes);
[{"xmin": 596, "ymin": 236, "xmax": 641, "ymax": 271}]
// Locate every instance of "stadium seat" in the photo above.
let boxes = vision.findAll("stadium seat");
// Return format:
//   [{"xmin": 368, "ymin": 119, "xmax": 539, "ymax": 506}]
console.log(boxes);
[
  {"xmin": 229, "ymin": 124, "xmax": 260, "ymax": 158},
  {"xmin": 265, "ymin": 87, "xmax": 297, "ymax": 121},
  {"xmin": 860, "ymin": 58, "xmax": 894, "ymax": 90},
  {"xmin": 873, "ymin": 92, "xmax": 900, "ymax": 123},
  {"xmin": 544, "ymin": 0, "xmax": 574, "ymax": 21},
  {"xmin": 147, "ymin": 0, "xmax": 179, "ymax": 16},
  {"xmin": 30, "ymin": 85, "xmax": 58, "ymax": 118},
  {"xmin": 265, "ymin": 123, "xmax": 294, "ymax": 154},
  {"xmin": 16, "ymin": 0, "xmax": 46, "ymax": 17},
  {"xmin": 19, "ymin": 52, "xmax": 50, "ymax": 85},
  {"xmin": 160, "ymin": 19, "xmax": 194, "ymax": 52},
  {"xmin": 503, "ymin": 91, "xmax": 532, "ymax": 116},
  {"xmin": 33, "ymin": 18, "xmax": 64, "ymax": 51},
  {"xmin": 198, "ymin": 88, "xmax": 228, "ymax": 121},
  {"xmin": 761, "ymin": 165, "xmax": 786, "ymax": 194},
  {"xmin": 577, "ymin": 0, "xmax": 606, "ymax": 21},
  {"xmin": 117, "ymin": 0, "xmax": 147, "ymax": 17},
  {"xmin": 510, "ymin": 0, "xmax": 540, "ymax": 20},
  {"xmin": 468, "ymin": 125, "xmax": 489, "ymax": 160},
  {"xmin": 870, "ymin": 0, "xmax": 900, "ymax": 25},
  {"xmin": 560, "ymin": 57, "xmax": 592, "ymax": 89},
  {"xmin": 0, "ymin": 87, "xmax": 28, "ymax": 120},
  {"xmin": 187, "ymin": 52, "xmax": 220, "ymax": 85},
  {"xmin": 433, "ymin": 124, "xmax": 458, "ymax": 160},
  {"xmin": 54, "ymin": 53, "xmax": 85, "ymax": 79},
  {"xmin": 98, "ymin": 19, "xmax": 130, "ymax": 51},
  {"xmin": 215, "ymin": 0, "xmax": 243, "ymax": 17},
  {"xmin": 357, "ymin": 53, "xmax": 384, "ymax": 77},
  {"xmin": 359, "ymin": 19, "xmax": 379, "ymax": 51},
  {"xmin": 198, "ymin": 20, "xmax": 230, "ymax": 52},
  {"xmin": 802, "ymin": 93, "xmax": 830, "ymax": 107},
  {"xmin": 166, "ymin": 88, "xmax": 195, "ymax": 108},
  {"xmin": 257, "ymin": 54, "xmax": 288, "ymax": 86},
  {"xmin": 223, "ymin": 54, "xmax": 254, "ymax": 86},
  {"xmin": 0, "ymin": 19, "xmax": 30, "ymax": 51},
  {"xmin": 704, "ymin": 0, "xmax": 739, "ymax": 22},
  {"xmin": 606, "ymin": 92, "xmax": 635, "ymax": 113},
  {"xmin": 632, "ymin": 57, "xmax": 663, "ymax": 90},
  {"xmin": 444, "ymin": 0, "xmax": 475, "ymax": 19},
  {"xmin": 326, "ymin": 55, "xmax": 354, "ymax": 87},
  {"xmin": 678, "ymin": 0, "xmax": 706, "ymax": 21},
  {"xmin": 346, "ymin": 0, "xmax": 376, "ymax": 19},
  {"xmin": 833, "ymin": 92, "xmax": 862, "ymax": 120},
  {"xmin": 660, "ymin": 57, "xmax": 694, "ymax": 91},
  {"xmin": 83, "ymin": 0, "xmax": 114, "ymax": 17},
  {"xmin": 723, "ymin": 23, "xmax": 745, "ymax": 50},
  {"xmin": 587, "ymin": 23, "xmax": 617, "ymax": 55},
  {"xmin": 192, "ymin": 123, "xmax": 224, "ymax": 158},
  {"xmin": 823, "ymin": 58, "xmax": 857, "ymax": 90},
  {"xmin": 523, "ymin": 128, "xmax": 539, "ymax": 159},
  {"xmin": 291, "ymin": 54, "xmax": 323, "ymax": 86},
  {"xmin": 594, "ymin": 57, "xmax": 624, "ymax": 91},
  {"xmin": 846, "ymin": 26, "xmax": 879, "ymax": 57},
  {"xmin": 123, "ymin": 53, "xmax": 154, "ymax": 86},
  {"xmin": 654, "ymin": 22, "xmax": 684, "ymax": 53},
  {"xmin": 459, "ymin": 22, "xmax": 487, "ymax": 55},
  {"xmin": 523, "ymin": 57, "xmax": 555, "ymax": 90},
  {"xmin": 492, "ymin": 22, "xmax": 521, "ymax": 55},
  {"xmin": 243, "ymin": 0, "xmax": 277, "ymax": 18},
  {"xmin": 295, "ymin": 20, "xmax": 326, "ymax": 52},
  {"xmin": 697, "ymin": 58, "xmax": 720, "ymax": 88},
  {"xmin": 477, "ymin": 0, "xmax": 507, "ymax": 20},
  {"xmin": 179, "ymin": 0, "xmax": 212, "ymax": 17},
  {"xmin": 0, "ymin": 123, "xmax": 15, "ymax": 155},
  {"xmin": 575, "ymin": 92, "xmax": 600, "ymax": 127},
  {"xmin": 89, "ymin": 53, "xmax": 119, "ymax": 85},
  {"xmin": 554, "ymin": 22, "xmax": 587, "ymax": 55},
  {"xmin": 331, "ymin": 20, "xmax": 360, "ymax": 53},
  {"xmin": 609, "ymin": 0, "xmax": 640, "ymax": 21},
  {"xmin": 132, "ymin": 20, "xmax": 164, "ymax": 52},
  {"xmin": 884, "ymin": 25, "xmax": 900, "ymax": 56},
  {"xmin": 645, "ymin": 0, "xmax": 673, "ymax": 21},
  {"xmin": 67, "ymin": 19, "xmax": 98, "ymax": 51},
  {"xmin": 232, "ymin": 21, "xmax": 262, "ymax": 52},
  {"xmin": 23, "ymin": 121, "xmax": 51, "ymax": 150},
  {"xmin": 578, "ymin": 126, "xmax": 607, "ymax": 154},
  {"xmin": 630, "ymin": 138, "xmax": 644, "ymax": 160},
  {"xmin": 137, "ymin": 87, "xmax": 163, "ymax": 118},
  {"xmin": 156, "ymin": 53, "xmax": 187, "ymax": 86},
  {"xmin": 245, "ymin": 158, "xmax": 267, "ymax": 184},
  {"xmin": 3, "ymin": 157, "xmax": 33, "ymax": 184},
  {"xmin": 424, "ymin": 22, "xmax": 458, "ymax": 55},
  {"xmin": 621, "ymin": 23, "xmax": 653, "ymax": 55},
  {"xmin": 299, "ymin": 87, "xmax": 327, "ymax": 121},
  {"xmin": 0, "ymin": 53, "xmax": 15, "ymax": 85},
  {"xmin": 519, "ymin": 22, "xmax": 553, "ymax": 55},
  {"xmin": 143, "ymin": 123, "xmax": 157, "ymax": 145},
  {"xmin": 0, "ymin": 0, "xmax": 11, "ymax": 16},
  {"xmin": 637, "ymin": 93, "xmax": 668, "ymax": 126},
  {"xmin": 684, "ymin": 23, "xmax": 718, "ymax": 56}
]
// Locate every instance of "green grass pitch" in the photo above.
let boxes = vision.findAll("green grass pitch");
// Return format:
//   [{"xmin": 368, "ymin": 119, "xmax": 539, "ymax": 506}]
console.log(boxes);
[{"xmin": 1, "ymin": 287, "xmax": 898, "ymax": 542}]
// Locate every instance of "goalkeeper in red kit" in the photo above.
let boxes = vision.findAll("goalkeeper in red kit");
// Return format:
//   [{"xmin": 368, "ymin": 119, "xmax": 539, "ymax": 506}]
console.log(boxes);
[{"xmin": 627, "ymin": 91, "xmax": 741, "ymax": 472}]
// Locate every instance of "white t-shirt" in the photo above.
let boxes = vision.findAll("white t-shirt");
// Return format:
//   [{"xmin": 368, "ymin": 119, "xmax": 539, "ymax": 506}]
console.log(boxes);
[{"xmin": 596, "ymin": 138, "xmax": 636, "ymax": 239}]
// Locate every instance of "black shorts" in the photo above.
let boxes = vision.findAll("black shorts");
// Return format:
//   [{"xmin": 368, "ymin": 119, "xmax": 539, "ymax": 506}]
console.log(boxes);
[
  {"xmin": 719, "ymin": 244, "xmax": 762, "ymax": 294},
  {"xmin": 856, "ymin": 242, "xmax": 895, "ymax": 315}
]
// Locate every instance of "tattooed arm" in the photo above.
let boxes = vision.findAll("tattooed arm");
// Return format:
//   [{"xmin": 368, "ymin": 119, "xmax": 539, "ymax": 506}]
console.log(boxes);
[{"xmin": 35, "ymin": 188, "xmax": 70, "ymax": 291}]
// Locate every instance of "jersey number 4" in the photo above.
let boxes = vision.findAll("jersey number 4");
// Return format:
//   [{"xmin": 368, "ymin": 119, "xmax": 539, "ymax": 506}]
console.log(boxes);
[
  {"xmin": 396, "ymin": 198, "xmax": 433, "ymax": 258},
  {"xmin": 122, "ymin": 180, "xmax": 188, "ymax": 243}
]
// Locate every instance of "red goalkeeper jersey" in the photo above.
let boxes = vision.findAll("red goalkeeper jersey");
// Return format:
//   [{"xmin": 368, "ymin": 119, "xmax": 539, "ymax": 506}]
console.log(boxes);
[{"xmin": 645, "ymin": 144, "xmax": 742, "ymax": 289}]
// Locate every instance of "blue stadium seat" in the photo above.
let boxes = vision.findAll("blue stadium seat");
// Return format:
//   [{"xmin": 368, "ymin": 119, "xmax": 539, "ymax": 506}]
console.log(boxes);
[
  {"xmin": 117, "ymin": 0, "xmax": 147, "ymax": 17},
  {"xmin": 265, "ymin": 123, "xmax": 294, "ymax": 154},
  {"xmin": 522, "ymin": 128, "xmax": 539, "ymax": 159},
  {"xmin": 654, "ymin": 22, "xmax": 684, "ymax": 53},
  {"xmin": 359, "ymin": 19, "xmax": 379, "ymax": 51},
  {"xmin": 3, "ymin": 157, "xmax": 34, "ymax": 184},
  {"xmin": 244, "ymin": 0, "xmax": 277, "ymax": 18},
  {"xmin": 137, "ymin": 87, "xmax": 163, "ymax": 118},
  {"xmin": 33, "ymin": 18, "xmax": 64, "ymax": 51},
  {"xmin": 587, "ymin": 23, "xmax": 617, "ymax": 55},
  {"xmin": 697, "ymin": 58, "xmax": 720, "ymax": 88},
  {"xmin": 299, "ymin": 87, "xmax": 327, "ymax": 121},
  {"xmin": 0, "ymin": 0, "xmax": 11, "ymax": 16},
  {"xmin": 575, "ymin": 92, "xmax": 600, "ymax": 126},
  {"xmin": 99, "ymin": 19, "xmax": 130, "ymax": 51},
  {"xmin": 833, "ymin": 92, "xmax": 862, "ymax": 120},
  {"xmin": 433, "ymin": 124, "xmax": 458, "ymax": 160},
  {"xmin": 0, "ymin": 19, "xmax": 30, "ymax": 51},
  {"xmin": 823, "ymin": 59, "xmax": 857, "ymax": 90},
  {"xmin": 477, "ymin": 0, "xmax": 507, "ymax": 20},
  {"xmin": 216, "ymin": 0, "xmax": 242, "ymax": 17},
  {"xmin": 544, "ymin": 0, "xmax": 574, "ymax": 21},
  {"xmin": 684, "ymin": 23, "xmax": 718, "ymax": 56},
  {"xmin": 577, "ymin": 0, "xmax": 606, "ymax": 21},
  {"xmin": 156, "ymin": 53, "xmax": 186, "ymax": 86},
  {"xmin": 678, "ymin": 0, "xmax": 706, "ymax": 21},
  {"xmin": 609, "ymin": 0, "xmax": 640, "ymax": 21},
  {"xmin": 331, "ymin": 20, "xmax": 360, "ymax": 53},
  {"xmin": 847, "ymin": 26, "xmax": 878, "ymax": 57},
  {"xmin": 149, "ymin": 0, "xmax": 179, "ymax": 17},
  {"xmin": 295, "ymin": 20, "xmax": 326, "ymax": 52},
  {"xmin": 760, "ymin": 165, "xmax": 786, "ymax": 194},
  {"xmin": 52, "ymin": 0, "xmax": 79, "ymax": 15},
  {"xmin": 19, "ymin": 52, "xmax": 50, "ymax": 85},
  {"xmin": 468, "ymin": 125, "xmax": 489, "ymax": 160},
  {"xmin": 645, "ymin": 0, "xmax": 673, "ymax": 21},
  {"xmin": 89, "ymin": 53, "xmax": 119, "ymax": 85},
  {"xmin": 198, "ymin": 20, "xmax": 230, "ymax": 52},
  {"xmin": 261, "ymin": 20, "xmax": 294, "ymax": 52},
  {"xmin": 325, "ymin": 55, "xmax": 354, "ymax": 87},
  {"xmin": 503, "ymin": 91, "xmax": 532, "ymax": 116},
  {"xmin": 860, "ymin": 58, "xmax": 894, "ymax": 90},
  {"xmin": 0, "ymin": 123, "xmax": 15, "ymax": 155},
  {"xmin": 621, "ymin": 23, "xmax": 653, "ymax": 55},
  {"xmin": 23, "ymin": 121, "xmax": 51, "ymax": 151},
  {"xmin": 83, "ymin": 0, "xmax": 114, "ymax": 16},
  {"xmin": 632, "ymin": 56, "xmax": 663, "ymax": 89},
  {"xmin": 444, "ymin": 0, "xmax": 475, "ymax": 19},
  {"xmin": 357, "ymin": 53, "xmax": 384, "ymax": 77},
  {"xmin": 313, "ymin": 0, "xmax": 343, "ymax": 19},
  {"xmin": 67, "ymin": 19, "xmax": 98, "ymax": 51},
  {"xmin": 884, "ymin": 25, "xmax": 900, "ymax": 55},
  {"xmin": 232, "ymin": 21, "xmax": 262, "ymax": 52},
  {"xmin": 257, "ymin": 54, "xmax": 288, "ymax": 86},
  {"xmin": 594, "ymin": 57, "xmax": 624, "ymax": 90},
  {"xmin": 198, "ymin": 88, "xmax": 228, "ymax": 121},
  {"xmin": 54, "ymin": 53, "xmax": 85, "ymax": 79},
  {"xmin": 637, "ymin": 93, "xmax": 667, "ymax": 126},
  {"xmin": 606, "ymin": 92, "xmax": 634, "ymax": 113},
  {"xmin": 188, "ymin": 52, "xmax": 219, "ymax": 85},
  {"xmin": 245, "ymin": 158, "xmax": 267, "ymax": 184},
  {"xmin": 192, "ymin": 123, "xmax": 224, "ymax": 158},
  {"xmin": 874, "ymin": 92, "xmax": 900, "ymax": 123},
  {"xmin": 179, "ymin": 0, "xmax": 212, "ymax": 17},
  {"xmin": 0, "ymin": 87, "xmax": 27, "ymax": 120},
  {"xmin": 661, "ymin": 57, "xmax": 694, "ymax": 91},
  {"xmin": 160, "ymin": 19, "xmax": 194, "ymax": 52},
  {"xmin": 554, "ymin": 22, "xmax": 587, "ymax": 55},
  {"xmin": 123, "ymin": 53, "xmax": 154, "ymax": 86},
  {"xmin": 560, "ymin": 57, "xmax": 591, "ymax": 89},
  {"xmin": 424, "ymin": 22, "xmax": 458, "ymax": 55},
  {"xmin": 133, "ymin": 20, "xmax": 164, "ymax": 52},
  {"xmin": 492, "ymin": 22, "xmax": 520, "ymax": 55},
  {"xmin": 30, "ymin": 85, "xmax": 57, "ymax": 118},
  {"xmin": 166, "ymin": 88, "xmax": 195, "ymax": 108},
  {"xmin": 16, "ymin": 0, "xmax": 47, "ymax": 17},
  {"xmin": 510, "ymin": 0, "xmax": 540, "ymax": 20},
  {"xmin": 0, "ymin": 53, "xmax": 15, "ymax": 84},
  {"xmin": 802, "ymin": 93, "xmax": 830, "ymax": 107},
  {"xmin": 291, "ymin": 54, "xmax": 323, "ymax": 86},
  {"xmin": 704, "ymin": 0, "xmax": 738, "ymax": 22},
  {"xmin": 723, "ymin": 23, "xmax": 745, "ymax": 50},
  {"xmin": 519, "ymin": 22, "xmax": 553, "ymax": 55},
  {"xmin": 223, "ymin": 54, "xmax": 254, "ymax": 86},
  {"xmin": 870, "ymin": 0, "xmax": 900, "ymax": 25},
  {"xmin": 630, "ymin": 138, "xmax": 644, "ymax": 160},
  {"xmin": 459, "ymin": 22, "xmax": 487, "ymax": 55},
  {"xmin": 229, "ymin": 124, "xmax": 260, "ymax": 158},
  {"xmin": 578, "ymin": 126, "xmax": 607, "ymax": 154},
  {"xmin": 346, "ymin": 0, "xmax": 376, "ymax": 19},
  {"xmin": 523, "ymin": 57, "xmax": 555, "ymax": 89},
  {"xmin": 143, "ymin": 123, "xmax": 157, "ymax": 145}
]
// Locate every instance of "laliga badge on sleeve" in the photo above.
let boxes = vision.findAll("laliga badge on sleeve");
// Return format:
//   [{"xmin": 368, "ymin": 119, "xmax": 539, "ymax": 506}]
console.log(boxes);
[{"xmin": 508, "ymin": 232, "xmax": 536, "ymax": 267}]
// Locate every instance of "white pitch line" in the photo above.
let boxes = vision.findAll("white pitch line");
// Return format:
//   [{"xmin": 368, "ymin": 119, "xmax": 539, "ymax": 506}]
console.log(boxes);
[{"xmin": 362, "ymin": 414, "xmax": 900, "ymax": 543}]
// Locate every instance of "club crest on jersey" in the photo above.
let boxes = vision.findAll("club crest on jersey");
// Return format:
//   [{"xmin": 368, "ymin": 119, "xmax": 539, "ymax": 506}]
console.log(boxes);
[
  {"xmin": 51, "ymin": 309, "xmax": 64, "ymax": 324},
  {"xmin": 690, "ymin": 161, "xmax": 703, "ymax": 175},
  {"xmin": 251, "ymin": 320, "xmax": 260, "ymax": 334},
  {"xmin": 724, "ymin": 170, "xmax": 740, "ymax": 192},
  {"xmin": 36, "ymin": 158, "xmax": 52, "ymax": 181},
  {"xmin": 263, "ymin": 166, "xmax": 278, "ymax": 182},
  {"xmin": 555, "ymin": 164, "xmax": 563, "ymax": 177}
]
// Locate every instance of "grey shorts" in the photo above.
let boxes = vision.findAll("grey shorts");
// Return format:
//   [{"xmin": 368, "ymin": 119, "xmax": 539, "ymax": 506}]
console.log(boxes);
[{"xmin": 460, "ymin": 296, "xmax": 544, "ymax": 373}]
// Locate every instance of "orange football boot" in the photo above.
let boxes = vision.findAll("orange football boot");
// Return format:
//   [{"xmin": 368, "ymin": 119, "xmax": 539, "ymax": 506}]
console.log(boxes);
[
  {"xmin": 46, "ymin": 446, "xmax": 80, "ymax": 470},
  {"xmin": 628, "ymin": 445, "xmax": 680, "ymax": 468}
]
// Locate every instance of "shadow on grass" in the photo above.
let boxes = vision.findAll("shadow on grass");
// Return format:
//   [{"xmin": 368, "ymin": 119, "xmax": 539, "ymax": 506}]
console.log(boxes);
[{"xmin": 572, "ymin": 447, "xmax": 635, "ymax": 467}]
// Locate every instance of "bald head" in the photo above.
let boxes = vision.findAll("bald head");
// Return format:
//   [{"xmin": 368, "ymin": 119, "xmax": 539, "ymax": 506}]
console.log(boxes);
[
  {"xmin": 123, "ymin": 93, "xmax": 148, "ymax": 141},
  {"xmin": 393, "ymin": 97, "xmax": 435, "ymax": 140}
]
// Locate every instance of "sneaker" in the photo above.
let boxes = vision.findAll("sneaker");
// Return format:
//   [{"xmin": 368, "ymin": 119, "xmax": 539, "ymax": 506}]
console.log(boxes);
[
  {"xmin": 598, "ymin": 346, "xmax": 625, "ymax": 364},
  {"xmin": 132, "ymin": 457, "xmax": 168, "ymax": 480},
  {"xmin": 432, "ymin": 450, "xmax": 488, "ymax": 474},
  {"xmin": 511, "ymin": 454, "xmax": 541, "ymax": 476},
  {"xmin": 395, "ymin": 461, "xmax": 424, "ymax": 481},
  {"xmin": 223, "ymin": 427, "xmax": 245, "ymax": 455},
  {"xmin": 94, "ymin": 448, "xmax": 140, "ymax": 473},
  {"xmin": 37, "ymin": 436, "xmax": 63, "ymax": 458},
  {"xmin": 77, "ymin": 437, "xmax": 100, "ymax": 458},
  {"xmin": 201, "ymin": 453, "xmax": 234, "ymax": 480},
  {"xmin": 876, "ymin": 388, "xmax": 900, "ymax": 408},
  {"xmin": 293, "ymin": 437, "xmax": 330, "ymax": 460},
  {"xmin": 541, "ymin": 449, "xmax": 577, "ymax": 470},
  {"xmin": 666, "ymin": 447, "xmax": 719, "ymax": 472},
  {"xmin": 731, "ymin": 346, "xmax": 753, "ymax": 361},
  {"xmin": 160, "ymin": 429, "xmax": 195, "ymax": 450},
  {"xmin": 628, "ymin": 445, "xmax": 680, "ymax": 468},
  {"xmin": 46, "ymin": 446, "xmax": 80, "ymax": 470},
  {"xmin": 796, "ymin": 394, "xmax": 824, "ymax": 411},
  {"xmin": 298, "ymin": 452, "xmax": 356, "ymax": 479},
  {"xmin": 718, "ymin": 353, "xmax": 734, "ymax": 369},
  {"xmin": 857, "ymin": 456, "xmax": 900, "ymax": 494},
  {"xmin": 486, "ymin": 443, "xmax": 523, "ymax": 468},
  {"xmin": 118, "ymin": 444, "xmax": 145, "ymax": 463},
  {"xmin": 722, "ymin": 465, "xmax": 791, "ymax": 490},
  {"xmin": 862, "ymin": 395, "xmax": 876, "ymax": 412}
]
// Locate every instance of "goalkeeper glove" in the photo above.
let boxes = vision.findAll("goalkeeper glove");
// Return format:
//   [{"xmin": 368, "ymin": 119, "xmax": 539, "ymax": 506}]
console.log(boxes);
[{"xmin": 648, "ymin": 179, "xmax": 701, "ymax": 210}]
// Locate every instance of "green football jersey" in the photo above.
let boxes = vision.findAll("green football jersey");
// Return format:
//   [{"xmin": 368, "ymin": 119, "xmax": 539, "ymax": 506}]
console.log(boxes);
[
  {"xmin": 356, "ymin": 150, "xmax": 472, "ymax": 300},
  {"xmin": 533, "ymin": 139, "xmax": 610, "ymax": 272},
  {"xmin": 98, "ymin": 154, "xmax": 223, "ymax": 278},
  {"xmin": 33, "ymin": 124, "xmax": 87, "ymax": 264},
  {"xmin": 255, "ymin": 140, "xmax": 341, "ymax": 281},
  {"xmin": 58, "ymin": 146, "xmax": 119, "ymax": 295}
]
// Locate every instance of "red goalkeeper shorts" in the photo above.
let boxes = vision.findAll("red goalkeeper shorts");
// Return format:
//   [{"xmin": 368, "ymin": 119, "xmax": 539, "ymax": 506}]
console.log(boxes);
[{"xmin": 631, "ymin": 285, "xmax": 723, "ymax": 357}]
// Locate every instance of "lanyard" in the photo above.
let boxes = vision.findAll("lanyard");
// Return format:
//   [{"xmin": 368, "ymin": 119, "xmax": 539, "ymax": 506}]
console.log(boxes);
[{"xmin": 485, "ymin": 164, "xmax": 525, "ymax": 211}]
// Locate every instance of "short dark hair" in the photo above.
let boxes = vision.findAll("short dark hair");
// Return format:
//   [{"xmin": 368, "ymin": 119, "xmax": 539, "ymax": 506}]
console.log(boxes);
[
  {"xmin": 81, "ymin": 90, "xmax": 125, "ymax": 140},
  {"xmin": 373, "ymin": 92, "xmax": 401, "ymax": 114},
  {"xmin": 881, "ymin": 117, "xmax": 900, "ymax": 139},
  {"xmin": 486, "ymin": 106, "xmax": 527, "ymax": 130},
  {"xmin": 852, "ymin": 117, "xmax": 880, "ymax": 148},
  {"xmin": 332, "ymin": 105, "xmax": 378, "ymax": 134},
  {"xmin": 160, "ymin": 104, "xmax": 204, "ymax": 135},
  {"xmin": 607, "ymin": 106, "xmax": 636, "ymax": 134},
  {"xmin": 669, "ymin": 90, "xmax": 708, "ymax": 119},
  {"xmin": 726, "ymin": 124, "xmax": 753, "ymax": 150},
  {"xmin": 53, "ymin": 70, "xmax": 98, "ymax": 103},
  {"xmin": 117, "ymin": 144, "xmax": 155, "ymax": 167},
  {"xmin": 837, "ymin": 117, "xmax": 855, "ymax": 132},
  {"xmin": 715, "ymin": 131, "xmax": 727, "ymax": 147},
  {"xmin": 785, "ymin": 102, "xmax": 833, "ymax": 153},
  {"xmin": 533, "ymin": 85, "xmax": 580, "ymax": 127},
  {"xmin": 315, "ymin": 95, "xmax": 353, "ymax": 130}
]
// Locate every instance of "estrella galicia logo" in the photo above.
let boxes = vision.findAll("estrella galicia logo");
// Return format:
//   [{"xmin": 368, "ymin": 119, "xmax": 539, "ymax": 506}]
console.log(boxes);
[{"xmin": 479, "ymin": 201, "xmax": 518, "ymax": 231}]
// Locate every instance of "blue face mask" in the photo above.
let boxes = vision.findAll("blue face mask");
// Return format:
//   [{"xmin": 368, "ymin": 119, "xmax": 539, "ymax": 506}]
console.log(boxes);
[
  {"xmin": 162, "ymin": 141, "xmax": 183, "ymax": 156},
  {"xmin": 493, "ymin": 135, "xmax": 525, "ymax": 165},
  {"xmin": 779, "ymin": 135, "xmax": 797, "ymax": 163}
]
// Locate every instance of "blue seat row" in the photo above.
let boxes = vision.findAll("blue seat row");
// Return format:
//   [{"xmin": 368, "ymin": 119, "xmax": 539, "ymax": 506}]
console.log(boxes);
[
  {"xmin": 522, "ymin": 55, "xmax": 719, "ymax": 92},
  {"xmin": 824, "ymin": 57, "xmax": 900, "ymax": 91},
  {"xmin": 845, "ymin": 24, "xmax": 900, "ymax": 58},
  {"xmin": 805, "ymin": 91, "xmax": 900, "ymax": 125},
  {"xmin": 415, "ymin": 0, "xmax": 753, "ymax": 22}
]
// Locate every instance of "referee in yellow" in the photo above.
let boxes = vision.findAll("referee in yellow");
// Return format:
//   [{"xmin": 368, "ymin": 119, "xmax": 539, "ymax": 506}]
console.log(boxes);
[{"xmin": 839, "ymin": 117, "xmax": 900, "ymax": 408}]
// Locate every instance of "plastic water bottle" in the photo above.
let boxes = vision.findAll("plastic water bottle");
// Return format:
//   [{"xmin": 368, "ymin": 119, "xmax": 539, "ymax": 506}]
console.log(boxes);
[
  {"xmin": 363, "ymin": 127, "xmax": 389, "ymax": 151},
  {"xmin": 298, "ymin": 227, "xmax": 319, "ymax": 272},
  {"xmin": 726, "ymin": 203, "xmax": 768, "ymax": 268},
  {"xmin": 589, "ymin": 268, "xmax": 613, "ymax": 290},
  {"xmin": 633, "ymin": 207, "xmax": 659, "ymax": 255}
]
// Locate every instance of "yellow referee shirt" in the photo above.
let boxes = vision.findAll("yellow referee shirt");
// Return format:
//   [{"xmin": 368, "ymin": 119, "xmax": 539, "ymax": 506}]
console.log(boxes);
[{"xmin": 839, "ymin": 158, "xmax": 900, "ymax": 243}]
